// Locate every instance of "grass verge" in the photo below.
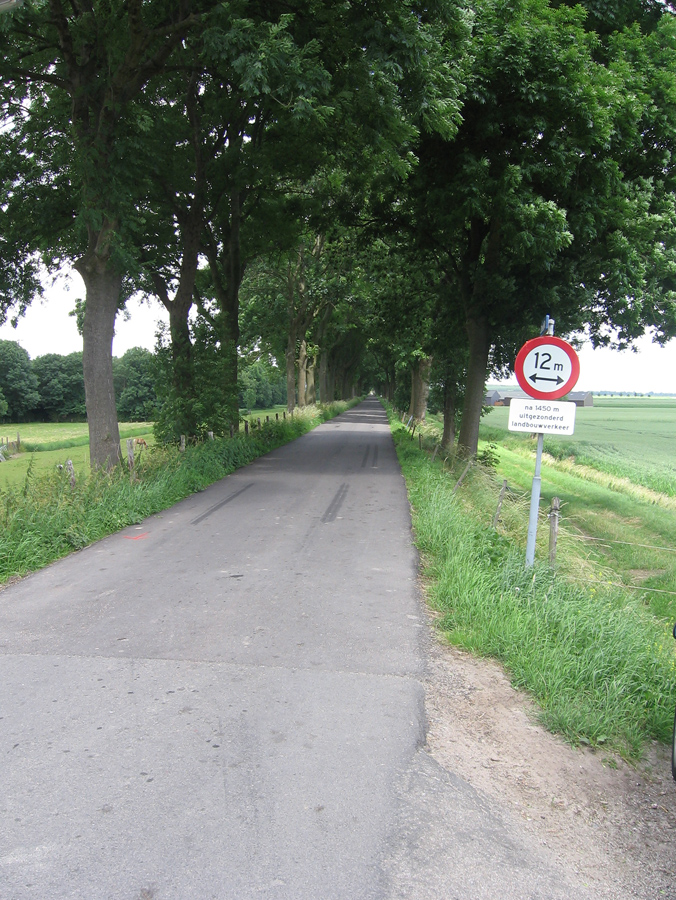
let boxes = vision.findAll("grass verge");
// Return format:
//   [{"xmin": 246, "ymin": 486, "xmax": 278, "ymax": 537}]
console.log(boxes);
[
  {"xmin": 0, "ymin": 402, "xmax": 356, "ymax": 585},
  {"xmin": 389, "ymin": 413, "xmax": 676, "ymax": 760}
]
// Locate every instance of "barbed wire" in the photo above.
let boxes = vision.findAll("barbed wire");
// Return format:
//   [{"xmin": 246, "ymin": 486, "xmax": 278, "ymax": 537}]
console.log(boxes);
[
  {"xmin": 562, "ymin": 534, "xmax": 676, "ymax": 555},
  {"xmin": 569, "ymin": 578, "xmax": 676, "ymax": 598},
  {"xmin": 401, "ymin": 417, "xmax": 676, "ymax": 588}
]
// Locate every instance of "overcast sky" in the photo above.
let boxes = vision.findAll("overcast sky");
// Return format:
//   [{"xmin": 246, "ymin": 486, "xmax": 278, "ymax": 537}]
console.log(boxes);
[{"xmin": 1, "ymin": 272, "xmax": 675, "ymax": 395}]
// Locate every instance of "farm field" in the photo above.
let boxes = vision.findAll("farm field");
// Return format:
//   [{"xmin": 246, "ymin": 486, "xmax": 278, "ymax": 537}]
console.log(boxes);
[
  {"xmin": 481, "ymin": 397, "xmax": 676, "ymax": 494},
  {"xmin": 0, "ymin": 410, "xmax": 286, "ymax": 489},
  {"xmin": 0, "ymin": 423, "xmax": 154, "ymax": 489},
  {"xmin": 241, "ymin": 404, "xmax": 288, "ymax": 424},
  {"xmin": 474, "ymin": 397, "xmax": 676, "ymax": 621}
]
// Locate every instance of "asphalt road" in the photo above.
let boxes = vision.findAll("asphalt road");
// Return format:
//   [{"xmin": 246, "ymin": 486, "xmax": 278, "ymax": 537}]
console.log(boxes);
[{"xmin": 0, "ymin": 398, "xmax": 594, "ymax": 899}]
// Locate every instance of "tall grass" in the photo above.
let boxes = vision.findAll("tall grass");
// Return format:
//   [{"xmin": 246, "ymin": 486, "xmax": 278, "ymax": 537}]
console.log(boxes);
[
  {"xmin": 0, "ymin": 402, "xmax": 355, "ymax": 583},
  {"xmin": 391, "ymin": 419, "xmax": 676, "ymax": 759}
]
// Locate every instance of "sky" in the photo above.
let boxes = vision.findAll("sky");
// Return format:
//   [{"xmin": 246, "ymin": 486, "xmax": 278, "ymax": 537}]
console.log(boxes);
[{"xmin": 1, "ymin": 271, "xmax": 675, "ymax": 395}]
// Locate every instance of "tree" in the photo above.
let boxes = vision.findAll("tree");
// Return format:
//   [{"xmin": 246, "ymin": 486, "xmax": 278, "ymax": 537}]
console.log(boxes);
[
  {"xmin": 403, "ymin": 0, "xmax": 676, "ymax": 456},
  {"xmin": 0, "ymin": 340, "xmax": 39, "ymax": 421},
  {"xmin": 2, "ymin": 0, "xmax": 471, "ymax": 458},
  {"xmin": 138, "ymin": 4, "xmax": 337, "ymax": 437},
  {"xmin": 33, "ymin": 352, "xmax": 86, "ymax": 421},
  {"xmin": 113, "ymin": 348, "xmax": 158, "ymax": 422},
  {"xmin": 1, "ymin": 1, "xmax": 217, "ymax": 467},
  {"xmin": 240, "ymin": 224, "xmax": 374, "ymax": 410},
  {"xmin": 238, "ymin": 359, "xmax": 286, "ymax": 410}
]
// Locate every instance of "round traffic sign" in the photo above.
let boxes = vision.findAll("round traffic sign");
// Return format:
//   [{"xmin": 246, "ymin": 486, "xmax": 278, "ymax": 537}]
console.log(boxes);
[{"xmin": 514, "ymin": 336, "xmax": 580, "ymax": 400}]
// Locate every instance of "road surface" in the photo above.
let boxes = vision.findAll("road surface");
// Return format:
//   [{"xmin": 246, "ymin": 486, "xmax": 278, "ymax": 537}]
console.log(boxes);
[{"xmin": 0, "ymin": 398, "xmax": 593, "ymax": 899}]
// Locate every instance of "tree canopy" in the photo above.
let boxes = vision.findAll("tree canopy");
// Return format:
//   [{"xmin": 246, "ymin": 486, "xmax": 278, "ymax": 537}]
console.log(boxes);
[{"xmin": 2, "ymin": 0, "xmax": 676, "ymax": 457}]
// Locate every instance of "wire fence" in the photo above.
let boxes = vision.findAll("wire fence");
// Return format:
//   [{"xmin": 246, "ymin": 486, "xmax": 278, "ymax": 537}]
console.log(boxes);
[{"xmin": 397, "ymin": 407, "xmax": 676, "ymax": 601}]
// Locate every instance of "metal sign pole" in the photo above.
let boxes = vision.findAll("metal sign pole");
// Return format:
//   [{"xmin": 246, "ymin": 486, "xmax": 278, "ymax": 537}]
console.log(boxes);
[
  {"xmin": 526, "ymin": 316, "xmax": 553, "ymax": 567},
  {"xmin": 512, "ymin": 317, "xmax": 579, "ymax": 567},
  {"xmin": 525, "ymin": 432, "xmax": 544, "ymax": 567}
]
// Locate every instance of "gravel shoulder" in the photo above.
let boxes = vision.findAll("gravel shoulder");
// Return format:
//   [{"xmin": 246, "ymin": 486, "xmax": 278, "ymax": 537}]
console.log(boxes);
[{"xmin": 423, "ymin": 618, "xmax": 676, "ymax": 900}]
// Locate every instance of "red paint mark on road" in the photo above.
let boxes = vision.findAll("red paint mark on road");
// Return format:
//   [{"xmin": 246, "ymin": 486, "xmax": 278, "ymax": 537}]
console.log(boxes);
[{"xmin": 123, "ymin": 533, "xmax": 149, "ymax": 540}]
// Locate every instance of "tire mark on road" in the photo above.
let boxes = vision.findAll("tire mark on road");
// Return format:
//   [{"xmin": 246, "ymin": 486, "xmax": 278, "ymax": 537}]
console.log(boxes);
[
  {"xmin": 321, "ymin": 483, "xmax": 349, "ymax": 524},
  {"xmin": 191, "ymin": 482, "xmax": 255, "ymax": 525}
]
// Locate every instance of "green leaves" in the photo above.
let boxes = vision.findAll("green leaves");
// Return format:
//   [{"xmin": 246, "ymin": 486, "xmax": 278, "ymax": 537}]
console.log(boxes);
[
  {"xmin": 0, "ymin": 340, "xmax": 39, "ymax": 421},
  {"xmin": 203, "ymin": 11, "xmax": 331, "ymax": 119}
]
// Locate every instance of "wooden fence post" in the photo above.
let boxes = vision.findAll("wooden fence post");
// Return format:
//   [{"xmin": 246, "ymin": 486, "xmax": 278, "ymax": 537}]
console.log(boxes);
[
  {"xmin": 180, "ymin": 435, "xmax": 186, "ymax": 452},
  {"xmin": 126, "ymin": 438, "xmax": 136, "ymax": 480},
  {"xmin": 549, "ymin": 497, "xmax": 561, "ymax": 567},
  {"xmin": 453, "ymin": 458, "xmax": 473, "ymax": 492},
  {"xmin": 208, "ymin": 431, "xmax": 214, "ymax": 440},
  {"xmin": 244, "ymin": 420, "xmax": 249, "ymax": 436},
  {"xmin": 66, "ymin": 459, "xmax": 76, "ymax": 489},
  {"xmin": 493, "ymin": 479, "xmax": 508, "ymax": 528}
]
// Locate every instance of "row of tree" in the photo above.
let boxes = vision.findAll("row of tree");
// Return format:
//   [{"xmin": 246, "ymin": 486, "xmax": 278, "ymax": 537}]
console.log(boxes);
[
  {"xmin": 0, "ymin": 340, "xmax": 287, "ymax": 424},
  {"xmin": 2, "ymin": 1, "xmax": 676, "ymax": 466},
  {"xmin": 0, "ymin": 341, "xmax": 156, "ymax": 422}
]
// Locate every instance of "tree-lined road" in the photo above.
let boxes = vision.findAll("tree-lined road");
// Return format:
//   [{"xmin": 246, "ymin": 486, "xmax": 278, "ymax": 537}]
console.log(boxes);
[{"xmin": 1, "ymin": 399, "xmax": 593, "ymax": 899}]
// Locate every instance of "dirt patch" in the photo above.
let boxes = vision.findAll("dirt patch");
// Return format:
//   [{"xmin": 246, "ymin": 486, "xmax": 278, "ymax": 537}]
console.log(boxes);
[
  {"xmin": 629, "ymin": 569, "xmax": 667, "ymax": 584},
  {"xmin": 424, "ymin": 634, "xmax": 676, "ymax": 900}
]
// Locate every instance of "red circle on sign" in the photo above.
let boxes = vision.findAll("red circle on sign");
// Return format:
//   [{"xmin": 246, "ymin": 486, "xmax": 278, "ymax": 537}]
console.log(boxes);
[{"xmin": 514, "ymin": 336, "xmax": 580, "ymax": 400}]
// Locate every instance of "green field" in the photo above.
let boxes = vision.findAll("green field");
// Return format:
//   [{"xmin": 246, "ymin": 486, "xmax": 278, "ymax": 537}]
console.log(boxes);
[
  {"xmin": 467, "ymin": 396, "xmax": 676, "ymax": 621},
  {"xmin": 0, "ymin": 423, "xmax": 154, "ymax": 489},
  {"xmin": 0, "ymin": 410, "xmax": 288, "ymax": 489},
  {"xmin": 480, "ymin": 397, "xmax": 676, "ymax": 496}
]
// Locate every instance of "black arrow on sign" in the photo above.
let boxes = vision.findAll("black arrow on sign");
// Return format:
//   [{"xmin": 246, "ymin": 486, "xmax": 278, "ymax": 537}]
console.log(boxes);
[{"xmin": 529, "ymin": 373, "xmax": 564, "ymax": 385}]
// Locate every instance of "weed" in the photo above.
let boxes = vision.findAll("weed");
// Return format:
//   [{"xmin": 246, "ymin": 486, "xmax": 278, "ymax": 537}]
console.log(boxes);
[{"xmin": 389, "ymin": 411, "xmax": 676, "ymax": 759}]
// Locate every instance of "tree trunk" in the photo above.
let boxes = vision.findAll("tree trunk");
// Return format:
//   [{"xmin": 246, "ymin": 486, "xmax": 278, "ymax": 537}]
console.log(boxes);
[
  {"xmin": 286, "ymin": 331, "xmax": 296, "ymax": 413},
  {"xmin": 409, "ymin": 356, "xmax": 432, "ymax": 421},
  {"xmin": 216, "ymin": 311, "xmax": 239, "ymax": 432},
  {"xmin": 318, "ymin": 352, "xmax": 329, "ymax": 404},
  {"xmin": 168, "ymin": 291, "xmax": 198, "ymax": 437},
  {"xmin": 407, "ymin": 366, "xmax": 418, "ymax": 418},
  {"xmin": 457, "ymin": 316, "xmax": 491, "ymax": 457},
  {"xmin": 203, "ymin": 188, "xmax": 244, "ymax": 433},
  {"xmin": 76, "ymin": 256, "xmax": 123, "ymax": 471},
  {"xmin": 218, "ymin": 189, "xmax": 243, "ymax": 431},
  {"xmin": 326, "ymin": 362, "xmax": 335, "ymax": 405},
  {"xmin": 384, "ymin": 364, "xmax": 395, "ymax": 403},
  {"xmin": 341, "ymin": 369, "xmax": 352, "ymax": 400},
  {"xmin": 441, "ymin": 377, "xmax": 456, "ymax": 451},
  {"xmin": 298, "ymin": 339, "xmax": 307, "ymax": 408},
  {"xmin": 306, "ymin": 355, "xmax": 316, "ymax": 405}
]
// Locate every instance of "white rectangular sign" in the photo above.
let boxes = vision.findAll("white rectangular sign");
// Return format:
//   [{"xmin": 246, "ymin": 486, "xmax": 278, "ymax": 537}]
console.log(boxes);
[{"xmin": 508, "ymin": 398, "xmax": 576, "ymax": 435}]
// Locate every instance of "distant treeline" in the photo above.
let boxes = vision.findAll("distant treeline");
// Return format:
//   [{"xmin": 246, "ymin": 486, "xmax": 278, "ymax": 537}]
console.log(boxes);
[{"xmin": 0, "ymin": 340, "xmax": 286, "ymax": 423}]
